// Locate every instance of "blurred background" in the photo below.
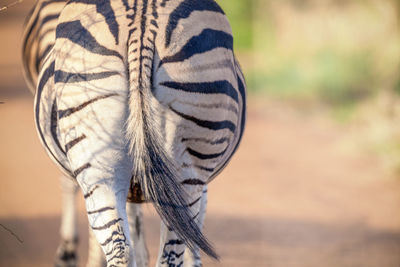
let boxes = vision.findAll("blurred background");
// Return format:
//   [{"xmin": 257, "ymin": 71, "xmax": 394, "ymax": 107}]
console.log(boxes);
[
  {"xmin": 1, "ymin": 0, "xmax": 400, "ymax": 266},
  {"xmin": 221, "ymin": 0, "xmax": 400, "ymax": 172}
]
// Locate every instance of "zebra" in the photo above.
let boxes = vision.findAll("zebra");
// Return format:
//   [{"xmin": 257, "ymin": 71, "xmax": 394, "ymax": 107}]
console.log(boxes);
[
  {"xmin": 23, "ymin": 1, "xmax": 152, "ymax": 265},
  {"xmin": 22, "ymin": 0, "xmax": 246, "ymax": 266}
]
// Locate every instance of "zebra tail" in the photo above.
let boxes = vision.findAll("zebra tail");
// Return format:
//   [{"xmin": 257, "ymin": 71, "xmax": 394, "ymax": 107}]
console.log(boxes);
[{"xmin": 125, "ymin": 30, "xmax": 218, "ymax": 260}]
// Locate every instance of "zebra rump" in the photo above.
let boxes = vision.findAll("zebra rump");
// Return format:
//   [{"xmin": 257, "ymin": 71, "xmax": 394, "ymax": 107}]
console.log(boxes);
[{"xmin": 125, "ymin": 12, "xmax": 218, "ymax": 257}]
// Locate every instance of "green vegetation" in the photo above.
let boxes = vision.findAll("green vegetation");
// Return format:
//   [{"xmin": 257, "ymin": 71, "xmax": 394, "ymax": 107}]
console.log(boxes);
[
  {"xmin": 218, "ymin": 0, "xmax": 399, "ymax": 110},
  {"xmin": 217, "ymin": 0, "xmax": 400, "ymax": 173},
  {"xmin": 217, "ymin": 0, "xmax": 254, "ymax": 50}
]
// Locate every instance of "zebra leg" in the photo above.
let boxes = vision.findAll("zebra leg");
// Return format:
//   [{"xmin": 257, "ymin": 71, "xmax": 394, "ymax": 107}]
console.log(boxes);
[
  {"xmin": 127, "ymin": 203, "xmax": 149, "ymax": 267},
  {"xmin": 77, "ymin": 170, "xmax": 135, "ymax": 267},
  {"xmin": 183, "ymin": 186, "xmax": 208, "ymax": 267},
  {"xmin": 84, "ymin": 203, "xmax": 148, "ymax": 267},
  {"xmin": 55, "ymin": 175, "xmax": 79, "ymax": 267},
  {"xmin": 156, "ymin": 185, "xmax": 207, "ymax": 267},
  {"xmin": 156, "ymin": 222, "xmax": 185, "ymax": 267},
  {"xmin": 58, "ymin": 94, "xmax": 136, "ymax": 266},
  {"xmin": 86, "ymin": 226, "xmax": 106, "ymax": 267},
  {"xmin": 84, "ymin": 197, "xmax": 148, "ymax": 267}
]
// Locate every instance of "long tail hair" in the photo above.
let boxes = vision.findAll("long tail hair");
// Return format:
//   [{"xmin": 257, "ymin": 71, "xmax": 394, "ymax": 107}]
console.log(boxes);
[{"xmin": 125, "ymin": 25, "xmax": 218, "ymax": 259}]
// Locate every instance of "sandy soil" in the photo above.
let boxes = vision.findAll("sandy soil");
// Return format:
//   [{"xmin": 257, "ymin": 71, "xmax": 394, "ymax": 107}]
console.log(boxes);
[{"xmin": 1, "ymin": 2, "xmax": 400, "ymax": 267}]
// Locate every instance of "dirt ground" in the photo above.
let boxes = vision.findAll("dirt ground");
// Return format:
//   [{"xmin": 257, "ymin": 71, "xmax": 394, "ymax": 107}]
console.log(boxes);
[{"xmin": 2, "ymin": 2, "xmax": 400, "ymax": 267}]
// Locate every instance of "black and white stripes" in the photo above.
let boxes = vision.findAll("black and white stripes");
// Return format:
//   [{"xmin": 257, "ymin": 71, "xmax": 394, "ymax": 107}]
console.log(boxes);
[{"xmin": 22, "ymin": 0, "xmax": 246, "ymax": 266}]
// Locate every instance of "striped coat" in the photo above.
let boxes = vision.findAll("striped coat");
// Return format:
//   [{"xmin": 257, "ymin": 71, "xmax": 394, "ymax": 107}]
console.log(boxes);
[{"xmin": 22, "ymin": 0, "xmax": 246, "ymax": 266}]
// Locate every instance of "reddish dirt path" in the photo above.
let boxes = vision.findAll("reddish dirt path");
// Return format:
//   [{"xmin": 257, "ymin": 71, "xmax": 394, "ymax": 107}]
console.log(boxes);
[{"xmin": 1, "ymin": 97, "xmax": 400, "ymax": 267}]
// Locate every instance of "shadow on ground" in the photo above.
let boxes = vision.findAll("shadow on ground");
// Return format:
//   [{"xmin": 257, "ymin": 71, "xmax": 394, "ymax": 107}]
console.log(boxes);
[{"xmin": 1, "ymin": 214, "xmax": 400, "ymax": 267}]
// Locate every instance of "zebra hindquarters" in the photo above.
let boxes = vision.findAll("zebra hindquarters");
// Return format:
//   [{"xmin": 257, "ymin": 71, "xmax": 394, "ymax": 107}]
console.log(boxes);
[
  {"xmin": 57, "ymin": 87, "xmax": 134, "ymax": 266},
  {"xmin": 56, "ymin": 84, "xmax": 134, "ymax": 266},
  {"xmin": 54, "ymin": 71, "xmax": 134, "ymax": 266},
  {"xmin": 49, "ymin": 3, "xmax": 140, "ymax": 265}
]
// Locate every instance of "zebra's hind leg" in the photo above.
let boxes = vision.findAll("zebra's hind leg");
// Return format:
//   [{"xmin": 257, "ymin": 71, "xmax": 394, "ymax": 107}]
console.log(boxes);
[
  {"xmin": 85, "ymin": 204, "xmax": 148, "ymax": 267},
  {"xmin": 55, "ymin": 175, "xmax": 79, "ymax": 267},
  {"xmin": 78, "ymin": 172, "xmax": 134, "ymax": 267},
  {"xmin": 183, "ymin": 186, "xmax": 208, "ymax": 267},
  {"xmin": 156, "ymin": 185, "xmax": 208, "ymax": 267},
  {"xmin": 127, "ymin": 203, "xmax": 149, "ymax": 267}
]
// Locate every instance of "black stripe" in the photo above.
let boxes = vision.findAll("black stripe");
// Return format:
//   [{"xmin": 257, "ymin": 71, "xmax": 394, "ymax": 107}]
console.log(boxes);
[
  {"xmin": 22, "ymin": 8, "xmax": 38, "ymax": 57},
  {"xmin": 128, "ymin": 27, "xmax": 137, "ymax": 37},
  {"xmin": 56, "ymin": 20, "xmax": 122, "ymax": 59},
  {"xmin": 35, "ymin": 61, "xmax": 73, "ymax": 176},
  {"xmin": 235, "ymin": 65, "xmax": 246, "ymax": 145},
  {"xmin": 135, "ymin": 216, "xmax": 141, "ymax": 237},
  {"xmin": 92, "ymin": 218, "xmax": 123, "ymax": 231},
  {"xmin": 160, "ymin": 0, "xmax": 169, "ymax": 7},
  {"xmin": 141, "ymin": 55, "xmax": 153, "ymax": 61},
  {"xmin": 151, "ymin": 0, "xmax": 158, "ymax": 19},
  {"xmin": 161, "ymin": 251, "xmax": 185, "ymax": 263},
  {"xmin": 192, "ymin": 211, "xmax": 200, "ymax": 220},
  {"xmin": 142, "ymin": 45, "xmax": 154, "ymax": 52},
  {"xmin": 37, "ymin": 60, "xmax": 54, "ymax": 94},
  {"xmin": 50, "ymin": 100, "xmax": 66, "ymax": 155},
  {"xmin": 38, "ymin": 26, "xmax": 56, "ymax": 45},
  {"xmin": 207, "ymin": 60, "xmax": 247, "ymax": 182},
  {"xmin": 87, "ymin": 206, "xmax": 115, "ymax": 215},
  {"xmin": 107, "ymin": 250, "xmax": 127, "ymax": 263},
  {"xmin": 187, "ymin": 196, "xmax": 201, "ymax": 207},
  {"xmin": 161, "ymin": 29, "xmax": 233, "ymax": 66},
  {"xmin": 106, "ymin": 249, "xmax": 126, "ymax": 262},
  {"xmin": 73, "ymin": 163, "xmax": 91, "ymax": 177},
  {"xmin": 150, "ymin": 19, "xmax": 158, "ymax": 28},
  {"xmin": 122, "ymin": 0, "xmax": 130, "ymax": 11},
  {"xmin": 68, "ymin": 0, "xmax": 119, "ymax": 44},
  {"xmin": 165, "ymin": 0, "xmax": 225, "ymax": 47},
  {"xmin": 187, "ymin": 147, "xmax": 226, "ymax": 160},
  {"xmin": 58, "ymin": 93, "xmax": 118, "ymax": 119},
  {"xmin": 84, "ymin": 185, "xmax": 100, "ymax": 199},
  {"xmin": 39, "ymin": 0, "xmax": 66, "ymax": 10},
  {"xmin": 40, "ymin": 14, "xmax": 59, "ymax": 25},
  {"xmin": 147, "ymin": 37, "xmax": 155, "ymax": 45},
  {"xmin": 99, "ymin": 230, "xmax": 126, "ymax": 247},
  {"xmin": 23, "ymin": 12, "xmax": 59, "ymax": 70},
  {"xmin": 195, "ymin": 165, "xmax": 214, "ymax": 172},
  {"xmin": 164, "ymin": 239, "xmax": 184, "ymax": 247},
  {"xmin": 36, "ymin": 44, "xmax": 53, "ymax": 71},
  {"xmin": 161, "ymin": 80, "xmax": 238, "ymax": 103},
  {"xmin": 54, "ymin": 70, "xmax": 119, "ymax": 83},
  {"xmin": 170, "ymin": 107, "xmax": 236, "ymax": 133},
  {"xmin": 65, "ymin": 134, "xmax": 86, "ymax": 153},
  {"xmin": 181, "ymin": 179, "xmax": 205, "ymax": 185}
]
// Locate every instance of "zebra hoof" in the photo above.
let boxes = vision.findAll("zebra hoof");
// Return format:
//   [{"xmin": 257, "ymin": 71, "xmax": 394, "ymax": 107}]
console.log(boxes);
[{"xmin": 55, "ymin": 239, "xmax": 78, "ymax": 267}]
